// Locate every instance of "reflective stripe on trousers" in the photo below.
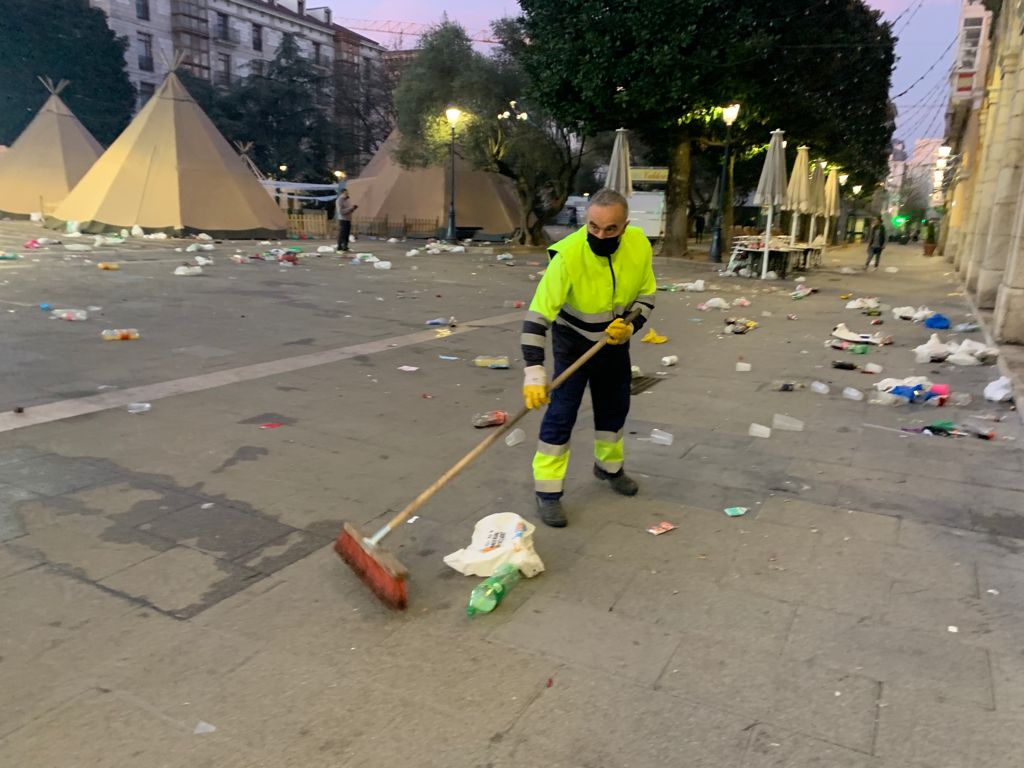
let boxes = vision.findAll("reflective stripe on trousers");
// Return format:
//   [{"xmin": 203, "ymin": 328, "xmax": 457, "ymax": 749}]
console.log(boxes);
[{"xmin": 533, "ymin": 339, "xmax": 631, "ymax": 498}]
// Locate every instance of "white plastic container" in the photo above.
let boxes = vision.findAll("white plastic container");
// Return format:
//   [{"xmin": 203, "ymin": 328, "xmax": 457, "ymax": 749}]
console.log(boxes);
[
  {"xmin": 504, "ymin": 428, "xmax": 526, "ymax": 447},
  {"xmin": 748, "ymin": 423, "xmax": 772, "ymax": 438},
  {"xmin": 650, "ymin": 429, "xmax": 674, "ymax": 446},
  {"xmin": 810, "ymin": 381, "xmax": 830, "ymax": 395},
  {"xmin": 735, "ymin": 361, "xmax": 752, "ymax": 372},
  {"xmin": 771, "ymin": 413, "xmax": 804, "ymax": 432},
  {"xmin": 373, "ymin": 260, "xmax": 392, "ymax": 270},
  {"xmin": 842, "ymin": 387, "xmax": 865, "ymax": 401},
  {"xmin": 661, "ymin": 355, "xmax": 679, "ymax": 367}
]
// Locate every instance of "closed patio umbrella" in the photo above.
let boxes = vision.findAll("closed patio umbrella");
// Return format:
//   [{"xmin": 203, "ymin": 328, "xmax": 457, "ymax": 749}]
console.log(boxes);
[
  {"xmin": 807, "ymin": 162, "xmax": 826, "ymax": 244},
  {"xmin": 606, "ymin": 128, "xmax": 633, "ymax": 198},
  {"xmin": 783, "ymin": 145, "xmax": 811, "ymax": 243},
  {"xmin": 753, "ymin": 129, "xmax": 788, "ymax": 279},
  {"xmin": 822, "ymin": 168, "xmax": 841, "ymax": 247}
]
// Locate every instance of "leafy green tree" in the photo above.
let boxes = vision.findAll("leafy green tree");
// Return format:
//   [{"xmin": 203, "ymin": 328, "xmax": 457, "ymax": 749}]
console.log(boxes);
[
  {"xmin": 515, "ymin": 0, "xmax": 895, "ymax": 255},
  {"xmin": 392, "ymin": 21, "xmax": 591, "ymax": 245},
  {"xmin": 0, "ymin": 0, "xmax": 134, "ymax": 146}
]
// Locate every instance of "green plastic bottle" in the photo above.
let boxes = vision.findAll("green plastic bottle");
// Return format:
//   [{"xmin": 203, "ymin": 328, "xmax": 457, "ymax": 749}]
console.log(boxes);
[{"xmin": 466, "ymin": 564, "xmax": 521, "ymax": 616}]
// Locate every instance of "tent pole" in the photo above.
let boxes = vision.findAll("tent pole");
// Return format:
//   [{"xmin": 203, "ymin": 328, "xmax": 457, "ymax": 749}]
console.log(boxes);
[{"xmin": 762, "ymin": 205, "xmax": 773, "ymax": 280}]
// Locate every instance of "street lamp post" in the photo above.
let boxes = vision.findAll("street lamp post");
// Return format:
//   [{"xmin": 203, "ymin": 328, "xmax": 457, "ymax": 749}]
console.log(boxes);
[
  {"xmin": 444, "ymin": 107, "xmax": 462, "ymax": 242},
  {"xmin": 709, "ymin": 103, "xmax": 740, "ymax": 263}
]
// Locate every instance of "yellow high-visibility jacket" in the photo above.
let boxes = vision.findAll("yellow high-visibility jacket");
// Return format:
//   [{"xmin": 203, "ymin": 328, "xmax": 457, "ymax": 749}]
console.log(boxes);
[{"xmin": 522, "ymin": 225, "xmax": 656, "ymax": 364}]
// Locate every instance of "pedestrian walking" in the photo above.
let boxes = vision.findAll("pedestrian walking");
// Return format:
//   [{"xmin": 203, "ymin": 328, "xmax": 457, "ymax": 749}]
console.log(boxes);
[
  {"xmin": 694, "ymin": 212, "xmax": 705, "ymax": 243},
  {"xmin": 335, "ymin": 188, "xmax": 357, "ymax": 252},
  {"xmin": 520, "ymin": 188, "xmax": 657, "ymax": 528},
  {"xmin": 865, "ymin": 216, "xmax": 886, "ymax": 270}
]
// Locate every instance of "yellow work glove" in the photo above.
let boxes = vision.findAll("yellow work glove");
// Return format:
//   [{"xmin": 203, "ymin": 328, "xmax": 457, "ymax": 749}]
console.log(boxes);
[
  {"xmin": 605, "ymin": 317, "xmax": 634, "ymax": 345},
  {"xmin": 523, "ymin": 365, "xmax": 549, "ymax": 409}
]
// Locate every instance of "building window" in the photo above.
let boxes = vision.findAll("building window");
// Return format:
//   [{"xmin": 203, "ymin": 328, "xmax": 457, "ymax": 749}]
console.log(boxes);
[
  {"xmin": 138, "ymin": 81, "xmax": 156, "ymax": 109},
  {"xmin": 250, "ymin": 59, "xmax": 264, "ymax": 77},
  {"xmin": 136, "ymin": 0, "xmax": 150, "ymax": 21},
  {"xmin": 215, "ymin": 53, "xmax": 231, "ymax": 86},
  {"xmin": 252, "ymin": 23, "xmax": 263, "ymax": 51},
  {"xmin": 137, "ymin": 32, "xmax": 154, "ymax": 72},
  {"xmin": 313, "ymin": 42, "xmax": 321, "ymax": 65},
  {"xmin": 216, "ymin": 12, "xmax": 229, "ymax": 40}
]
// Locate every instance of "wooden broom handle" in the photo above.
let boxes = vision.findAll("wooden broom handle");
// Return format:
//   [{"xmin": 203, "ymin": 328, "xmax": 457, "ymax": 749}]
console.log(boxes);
[{"xmin": 372, "ymin": 307, "xmax": 643, "ymax": 540}]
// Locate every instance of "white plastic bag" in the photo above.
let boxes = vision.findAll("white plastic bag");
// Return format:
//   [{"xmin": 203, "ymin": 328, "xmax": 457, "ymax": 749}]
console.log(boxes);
[
  {"xmin": 984, "ymin": 376, "xmax": 1013, "ymax": 402},
  {"xmin": 443, "ymin": 512, "xmax": 545, "ymax": 577}
]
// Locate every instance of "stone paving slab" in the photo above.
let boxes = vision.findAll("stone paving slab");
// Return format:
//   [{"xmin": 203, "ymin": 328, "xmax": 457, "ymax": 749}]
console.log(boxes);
[
  {"xmin": 740, "ymin": 724, "xmax": 879, "ymax": 768},
  {"xmin": 756, "ymin": 497, "xmax": 901, "ymax": 544}
]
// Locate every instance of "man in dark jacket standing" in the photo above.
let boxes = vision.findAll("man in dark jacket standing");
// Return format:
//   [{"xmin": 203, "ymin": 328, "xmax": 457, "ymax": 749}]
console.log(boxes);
[
  {"xmin": 865, "ymin": 217, "xmax": 886, "ymax": 270},
  {"xmin": 336, "ymin": 189, "xmax": 357, "ymax": 252}
]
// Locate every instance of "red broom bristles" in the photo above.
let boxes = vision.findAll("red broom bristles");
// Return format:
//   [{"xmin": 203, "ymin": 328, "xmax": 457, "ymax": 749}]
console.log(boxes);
[{"xmin": 335, "ymin": 523, "xmax": 409, "ymax": 610}]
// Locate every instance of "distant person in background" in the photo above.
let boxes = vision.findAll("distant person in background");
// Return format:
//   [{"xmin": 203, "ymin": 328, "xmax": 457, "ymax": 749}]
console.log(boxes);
[
  {"xmin": 694, "ymin": 213, "xmax": 706, "ymax": 243},
  {"xmin": 336, "ymin": 188, "xmax": 357, "ymax": 253},
  {"xmin": 865, "ymin": 217, "xmax": 886, "ymax": 270}
]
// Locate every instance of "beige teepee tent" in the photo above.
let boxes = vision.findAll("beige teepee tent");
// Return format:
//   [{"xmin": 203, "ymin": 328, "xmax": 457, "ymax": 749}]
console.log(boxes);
[
  {"xmin": 0, "ymin": 79, "xmax": 102, "ymax": 217},
  {"xmin": 52, "ymin": 73, "xmax": 286, "ymax": 237},
  {"xmin": 346, "ymin": 132, "xmax": 521, "ymax": 239}
]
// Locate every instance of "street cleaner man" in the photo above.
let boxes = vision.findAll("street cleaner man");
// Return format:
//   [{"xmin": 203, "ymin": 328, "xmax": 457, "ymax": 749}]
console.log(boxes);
[{"xmin": 521, "ymin": 188, "xmax": 657, "ymax": 527}]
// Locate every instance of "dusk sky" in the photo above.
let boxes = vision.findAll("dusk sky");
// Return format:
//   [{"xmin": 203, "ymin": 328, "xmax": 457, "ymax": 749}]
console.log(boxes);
[{"xmin": 328, "ymin": 0, "xmax": 963, "ymax": 153}]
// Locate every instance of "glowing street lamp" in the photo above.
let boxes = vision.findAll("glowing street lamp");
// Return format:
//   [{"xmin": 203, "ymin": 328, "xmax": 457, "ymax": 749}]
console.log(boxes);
[
  {"xmin": 709, "ymin": 103, "xmax": 741, "ymax": 263},
  {"xmin": 444, "ymin": 107, "xmax": 463, "ymax": 242}
]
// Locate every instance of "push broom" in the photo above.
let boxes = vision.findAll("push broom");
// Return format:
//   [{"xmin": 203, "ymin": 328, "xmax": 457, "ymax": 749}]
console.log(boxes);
[{"xmin": 335, "ymin": 307, "xmax": 643, "ymax": 609}]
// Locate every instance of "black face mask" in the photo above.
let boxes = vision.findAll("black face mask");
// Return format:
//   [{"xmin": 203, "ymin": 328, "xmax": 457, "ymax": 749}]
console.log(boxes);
[{"xmin": 587, "ymin": 231, "xmax": 621, "ymax": 257}]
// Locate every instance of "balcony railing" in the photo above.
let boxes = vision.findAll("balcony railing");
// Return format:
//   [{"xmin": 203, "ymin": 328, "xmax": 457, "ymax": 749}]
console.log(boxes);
[
  {"xmin": 214, "ymin": 27, "xmax": 241, "ymax": 45},
  {"xmin": 138, "ymin": 54, "xmax": 154, "ymax": 72}
]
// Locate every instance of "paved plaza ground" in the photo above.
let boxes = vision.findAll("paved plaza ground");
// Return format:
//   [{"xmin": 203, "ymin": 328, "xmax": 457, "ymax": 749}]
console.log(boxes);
[{"xmin": 1, "ymin": 220, "xmax": 1023, "ymax": 767}]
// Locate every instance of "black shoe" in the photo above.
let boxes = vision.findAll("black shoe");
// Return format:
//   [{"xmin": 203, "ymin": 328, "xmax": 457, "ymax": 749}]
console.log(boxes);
[
  {"xmin": 593, "ymin": 464, "xmax": 639, "ymax": 496},
  {"xmin": 535, "ymin": 496, "xmax": 567, "ymax": 527}
]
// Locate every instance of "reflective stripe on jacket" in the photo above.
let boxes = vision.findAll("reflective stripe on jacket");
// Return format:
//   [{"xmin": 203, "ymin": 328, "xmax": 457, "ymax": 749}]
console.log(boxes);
[{"xmin": 521, "ymin": 225, "xmax": 657, "ymax": 365}]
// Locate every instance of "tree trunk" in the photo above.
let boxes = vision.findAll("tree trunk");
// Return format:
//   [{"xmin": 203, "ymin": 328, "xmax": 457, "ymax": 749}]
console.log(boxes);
[{"xmin": 662, "ymin": 134, "xmax": 691, "ymax": 257}]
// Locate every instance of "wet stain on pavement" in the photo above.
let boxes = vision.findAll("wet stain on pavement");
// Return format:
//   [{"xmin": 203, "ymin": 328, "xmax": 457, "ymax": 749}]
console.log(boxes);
[{"xmin": 214, "ymin": 446, "xmax": 270, "ymax": 473}]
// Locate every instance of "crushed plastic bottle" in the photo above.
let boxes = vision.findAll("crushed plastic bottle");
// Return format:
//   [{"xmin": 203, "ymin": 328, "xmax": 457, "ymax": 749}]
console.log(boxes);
[
  {"xmin": 810, "ymin": 381, "xmax": 830, "ymax": 395},
  {"xmin": 101, "ymin": 328, "xmax": 140, "ymax": 341},
  {"xmin": 372, "ymin": 261, "xmax": 392, "ymax": 270},
  {"xmin": 842, "ymin": 387, "xmax": 865, "ymax": 401},
  {"xmin": 466, "ymin": 563, "xmax": 521, "ymax": 616},
  {"xmin": 51, "ymin": 309, "xmax": 88, "ymax": 321},
  {"xmin": 661, "ymin": 355, "xmax": 679, "ymax": 367},
  {"xmin": 473, "ymin": 410, "xmax": 508, "ymax": 428},
  {"xmin": 473, "ymin": 355, "xmax": 510, "ymax": 369},
  {"xmin": 650, "ymin": 428, "xmax": 674, "ymax": 445},
  {"xmin": 126, "ymin": 402, "xmax": 152, "ymax": 414},
  {"xmin": 771, "ymin": 413, "xmax": 804, "ymax": 432}
]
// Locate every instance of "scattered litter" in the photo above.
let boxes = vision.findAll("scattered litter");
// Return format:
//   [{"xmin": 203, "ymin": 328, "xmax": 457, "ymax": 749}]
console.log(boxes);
[
  {"xmin": 764, "ymin": 270, "xmax": 779, "ymax": 280},
  {"xmin": 353, "ymin": 253, "xmax": 379, "ymax": 263},
  {"xmin": 735, "ymin": 361, "xmax": 752, "ymax": 372},
  {"xmin": 748, "ymin": 423, "xmax": 771, "ymax": 438},
  {"xmin": 174, "ymin": 265, "xmax": 203, "ymax": 276},
  {"xmin": 771, "ymin": 381, "xmax": 803, "ymax": 391},
  {"xmin": 863, "ymin": 363, "xmax": 883, "ymax": 374},
  {"xmin": 51, "ymin": 308, "xmax": 88, "ymax": 321},
  {"xmin": 97, "ymin": 262, "xmax": 119, "ymax": 270},
  {"xmin": 683, "ymin": 279, "xmax": 706, "ymax": 292},
  {"xmin": 845, "ymin": 297, "xmax": 879, "ymax": 310},
  {"xmin": 842, "ymin": 387, "xmax": 865, "ymax": 401},
  {"xmin": 440, "ymin": 354, "xmax": 461, "ymax": 361},
  {"xmin": 987, "ymin": 588, "xmax": 1000, "ymax": 596},
  {"xmin": 505, "ymin": 428, "xmax": 526, "ymax": 447},
  {"xmin": 126, "ymin": 402, "xmax": 151, "ymax": 414},
  {"xmin": 884, "ymin": 266, "xmax": 899, "ymax": 273},
  {"xmin": 642, "ymin": 328, "xmax": 668, "ymax": 344},
  {"xmin": 259, "ymin": 422, "xmax": 285, "ymax": 429},
  {"xmin": 231, "ymin": 254, "xmax": 250, "ymax": 264},
  {"xmin": 947, "ymin": 625, "xmax": 959, "ymax": 633},
  {"xmin": 473, "ymin": 410, "xmax": 508, "ymax": 428},
  {"xmin": 831, "ymin": 323, "xmax": 890, "ymax": 346},
  {"xmin": 196, "ymin": 232, "xmax": 213, "ymax": 241},
  {"xmin": 661, "ymin": 355, "xmax": 679, "ymax": 367},
  {"xmin": 421, "ymin": 393, "xmax": 434, "ymax": 399},
  {"xmin": 193, "ymin": 721, "xmax": 216, "ymax": 735},
  {"xmin": 406, "ymin": 249, "xmax": 420, "ymax": 257},
  {"xmin": 924, "ymin": 313, "xmax": 951, "ymax": 330},
  {"xmin": 698, "ymin": 297, "xmax": 730, "ymax": 310},
  {"xmin": 101, "ymin": 328, "xmax": 139, "ymax": 341},
  {"xmin": 503, "ymin": 300, "xmax": 526, "ymax": 309},
  {"xmin": 810, "ymin": 381, "xmax": 830, "ymax": 395},
  {"xmin": 952, "ymin": 322, "xmax": 980, "ymax": 333},
  {"xmin": 444, "ymin": 512, "xmax": 544, "ymax": 577},
  {"xmin": 373, "ymin": 261, "xmax": 392, "ymax": 270},
  {"xmin": 791, "ymin": 284, "xmax": 815, "ymax": 300},
  {"xmin": 63, "ymin": 243, "xmax": 93, "ymax": 252},
  {"xmin": 647, "ymin": 521, "xmax": 677, "ymax": 536},
  {"xmin": 631, "ymin": 364, "xmax": 643, "ymax": 378},
  {"xmin": 840, "ymin": 266, "xmax": 856, "ymax": 274},
  {"xmin": 984, "ymin": 376, "xmax": 1013, "ymax": 402},
  {"xmin": 724, "ymin": 507, "xmax": 748, "ymax": 517},
  {"xmin": 0, "ymin": 252, "xmax": 22, "ymax": 261},
  {"xmin": 143, "ymin": 231, "xmax": 168, "ymax": 240},
  {"xmin": 201, "ymin": 503, "xmax": 215, "ymax": 510},
  {"xmin": 473, "ymin": 355, "xmax": 510, "ymax": 369},
  {"xmin": 771, "ymin": 413, "xmax": 804, "ymax": 431},
  {"xmin": 496, "ymin": 253, "xmax": 515, "ymax": 262},
  {"xmin": 761, "ymin": 311, "xmax": 773, "ymax": 318},
  {"xmin": 317, "ymin": 245, "xmax": 336, "ymax": 253},
  {"xmin": 407, "ymin": 515, "xmax": 419, "ymax": 523},
  {"xmin": 787, "ymin": 313, "xmax": 798, "ymax": 320},
  {"xmin": 193, "ymin": 255, "xmax": 214, "ymax": 266},
  {"xmin": 724, "ymin": 317, "xmax": 758, "ymax": 334},
  {"xmin": 794, "ymin": 276, "xmax": 806, "ymax": 283},
  {"xmin": 387, "ymin": 237, "xmax": 401, "ymax": 244},
  {"xmin": 397, "ymin": 365, "xmax": 419, "ymax": 372},
  {"xmin": 650, "ymin": 428, "xmax": 674, "ymax": 445},
  {"xmin": 732, "ymin": 297, "xmax": 751, "ymax": 307}
]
